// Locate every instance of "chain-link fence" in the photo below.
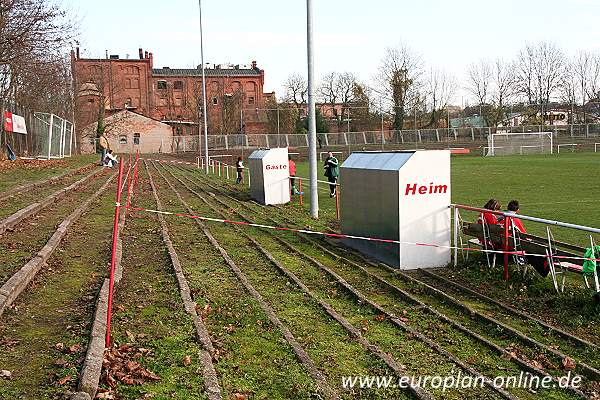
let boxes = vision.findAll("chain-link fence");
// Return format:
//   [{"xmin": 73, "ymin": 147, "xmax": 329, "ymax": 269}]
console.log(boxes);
[
  {"xmin": 0, "ymin": 101, "xmax": 74, "ymax": 159},
  {"xmin": 168, "ymin": 123, "xmax": 600, "ymax": 153}
]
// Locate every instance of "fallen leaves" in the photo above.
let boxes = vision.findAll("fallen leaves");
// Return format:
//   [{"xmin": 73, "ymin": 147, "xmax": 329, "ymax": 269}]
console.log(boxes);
[
  {"xmin": 0, "ymin": 370, "xmax": 11, "ymax": 379},
  {"xmin": 563, "ymin": 356, "xmax": 577, "ymax": 371},
  {"xmin": 183, "ymin": 355, "xmax": 192, "ymax": 366},
  {"xmin": 67, "ymin": 343, "xmax": 82, "ymax": 354},
  {"xmin": 57, "ymin": 375, "xmax": 72, "ymax": 385},
  {"xmin": 102, "ymin": 344, "xmax": 160, "ymax": 389}
]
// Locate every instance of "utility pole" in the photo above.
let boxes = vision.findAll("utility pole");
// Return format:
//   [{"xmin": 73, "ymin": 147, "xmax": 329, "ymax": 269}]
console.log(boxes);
[
  {"xmin": 198, "ymin": 0, "xmax": 209, "ymax": 173},
  {"xmin": 306, "ymin": 0, "xmax": 318, "ymax": 219}
]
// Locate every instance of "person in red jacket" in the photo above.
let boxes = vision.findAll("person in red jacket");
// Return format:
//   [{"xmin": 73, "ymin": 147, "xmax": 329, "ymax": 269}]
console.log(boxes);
[
  {"xmin": 506, "ymin": 200, "xmax": 526, "ymax": 233},
  {"xmin": 477, "ymin": 199, "xmax": 501, "ymax": 249},
  {"xmin": 478, "ymin": 199, "xmax": 501, "ymax": 225},
  {"xmin": 288, "ymin": 155, "xmax": 301, "ymax": 195}
]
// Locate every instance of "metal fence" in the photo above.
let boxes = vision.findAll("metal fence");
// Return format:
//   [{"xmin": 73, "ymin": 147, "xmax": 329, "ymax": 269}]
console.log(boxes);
[
  {"xmin": 169, "ymin": 123, "xmax": 600, "ymax": 153},
  {"xmin": 0, "ymin": 101, "xmax": 74, "ymax": 159}
]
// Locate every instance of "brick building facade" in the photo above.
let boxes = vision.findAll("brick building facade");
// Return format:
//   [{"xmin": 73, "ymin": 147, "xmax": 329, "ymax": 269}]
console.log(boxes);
[{"xmin": 72, "ymin": 47, "xmax": 273, "ymax": 142}]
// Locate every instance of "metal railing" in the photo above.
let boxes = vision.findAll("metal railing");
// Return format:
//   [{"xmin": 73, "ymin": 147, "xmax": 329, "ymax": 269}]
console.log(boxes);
[{"xmin": 168, "ymin": 123, "xmax": 600, "ymax": 152}]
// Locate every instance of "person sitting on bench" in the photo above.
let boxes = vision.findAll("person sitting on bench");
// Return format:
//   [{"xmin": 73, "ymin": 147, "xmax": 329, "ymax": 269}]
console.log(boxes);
[
  {"xmin": 477, "ymin": 199, "xmax": 501, "ymax": 249},
  {"xmin": 498, "ymin": 200, "xmax": 527, "ymax": 233},
  {"xmin": 478, "ymin": 199, "xmax": 501, "ymax": 225}
]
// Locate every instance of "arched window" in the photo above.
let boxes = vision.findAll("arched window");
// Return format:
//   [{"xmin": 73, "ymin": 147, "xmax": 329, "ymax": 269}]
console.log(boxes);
[{"xmin": 134, "ymin": 133, "xmax": 140, "ymax": 145}]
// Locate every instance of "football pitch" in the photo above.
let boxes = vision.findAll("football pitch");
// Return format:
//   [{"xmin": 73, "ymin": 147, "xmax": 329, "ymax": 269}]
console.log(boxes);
[{"xmin": 294, "ymin": 152, "xmax": 600, "ymax": 244}]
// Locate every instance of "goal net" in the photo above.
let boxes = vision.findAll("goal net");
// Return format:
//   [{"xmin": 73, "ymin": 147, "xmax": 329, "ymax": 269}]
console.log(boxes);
[{"xmin": 486, "ymin": 132, "xmax": 553, "ymax": 156}]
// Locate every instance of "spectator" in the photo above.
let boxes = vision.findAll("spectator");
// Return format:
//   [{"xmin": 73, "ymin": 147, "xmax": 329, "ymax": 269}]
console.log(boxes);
[
  {"xmin": 288, "ymin": 155, "xmax": 301, "ymax": 195},
  {"xmin": 103, "ymin": 150, "xmax": 118, "ymax": 168},
  {"xmin": 505, "ymin": 200, "xmax": 526, "ymax": 233},
  {"xmin": 236, "ymin": 157, "xmax": 244, "ymax": 184},
  {"xmin": 478, "ymin": 199, "xmax": 501, "ymax": 226},
  {"xmin": 99, "ymin": 133, "xmax": 109, "ymax": 166},
  {"xmin": 323, "ymin": 151, "xmax": 339, "ymax": 198}
]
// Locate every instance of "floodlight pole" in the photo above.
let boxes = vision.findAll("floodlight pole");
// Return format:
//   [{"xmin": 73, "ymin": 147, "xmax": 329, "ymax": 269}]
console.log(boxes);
[
  {"xmin": 306, "ymin": 0, "xmax": 318, "ymax": 219},
  {"xmin": 198, "ymin": 0, "xmax": 209, "ymax": 173}
]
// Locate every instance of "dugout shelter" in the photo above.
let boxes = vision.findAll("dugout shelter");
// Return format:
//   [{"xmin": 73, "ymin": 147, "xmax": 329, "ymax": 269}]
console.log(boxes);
[
  {"xmin": 248, "ymin": 147, "xmax": 290, "ymax": 205},
  {"xmin": 340, "ymin": 150, "xmax": 451, "ymax": 269}
]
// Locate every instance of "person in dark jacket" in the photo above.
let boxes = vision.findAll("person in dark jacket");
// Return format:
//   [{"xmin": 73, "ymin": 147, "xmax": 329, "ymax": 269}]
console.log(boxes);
[
  {"xmin": 323, "ymin": 151, "xmax": 339, "ymax": 197},
  {"xmin": 235, "ymin": 157, "xmax": 244, "ymax": 184}
]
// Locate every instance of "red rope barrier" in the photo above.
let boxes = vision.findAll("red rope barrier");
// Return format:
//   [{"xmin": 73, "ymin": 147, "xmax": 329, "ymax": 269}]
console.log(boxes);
[{"xmin": 105, "ymin": 160, "xmax": 125, "ymax": 347}]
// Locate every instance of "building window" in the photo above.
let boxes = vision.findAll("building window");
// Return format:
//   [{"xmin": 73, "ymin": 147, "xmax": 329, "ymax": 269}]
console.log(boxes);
[
  {"xmin": 158, "ymin": 97, "xmax": 167, "ymax": 106},
  {"xmin": 125, "ymin": 98, "xmax": 132, "ymax": 108},
  {"xmin": 212, "ymin": 97, "xmax": 218, "ymax": 105},
  {"xmin": 157, "ymin": 80, "xmax": 167, "ymax": 90},
  {"xmin": 119, "ymin": 135, "xmax": 127, "ymax": 145},
  {"xmin": 174, "ymin": 80, "xmax": 184, "ymax": 90},
  {"xmin": 248, "ymin": 96, "xmax": 255, "ymax": 105},
  {"xmin": 134, "ymin": 133, "xmax": 140, "ymax": 145},
  {"xmin": 174, "ymin": 97, "xmax": 183, "ymax": 106}
]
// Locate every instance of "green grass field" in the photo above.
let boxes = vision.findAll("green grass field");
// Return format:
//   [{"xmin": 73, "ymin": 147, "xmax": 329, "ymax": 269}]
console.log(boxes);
[{"xmin": 293, "ymin": 152, "xmax": 600, "ymax": 244}]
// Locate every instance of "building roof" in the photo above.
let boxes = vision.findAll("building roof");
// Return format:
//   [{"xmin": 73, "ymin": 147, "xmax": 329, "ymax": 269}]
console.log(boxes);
[
  {"xmin": 450, "ymin": 116, "xmax": 486, "ymax": 128},
  {"xmin": 152, "ymin": 68, "xmax": 261, "ymax": 77},
  {"xmin": 341, "ymin": 151, "xmax": 415, "ymax": 171}
]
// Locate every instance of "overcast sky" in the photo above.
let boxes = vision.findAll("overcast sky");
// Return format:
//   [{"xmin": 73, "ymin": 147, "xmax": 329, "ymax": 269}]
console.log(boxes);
[{"xmin": 67, "ymin": 0, "xmax": 600, "ymax": 104}]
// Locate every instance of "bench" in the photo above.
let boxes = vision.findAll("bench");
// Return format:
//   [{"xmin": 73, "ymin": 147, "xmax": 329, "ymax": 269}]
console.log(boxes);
[{"xmin": 461, "ymin": 221, "xmax": 593, "ymax": 293}]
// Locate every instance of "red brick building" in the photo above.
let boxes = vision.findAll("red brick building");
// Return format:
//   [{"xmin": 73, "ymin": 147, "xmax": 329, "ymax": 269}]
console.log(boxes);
[{"xmin": 72, "ymin": 47, "xmax": 273, "ymax": 139}]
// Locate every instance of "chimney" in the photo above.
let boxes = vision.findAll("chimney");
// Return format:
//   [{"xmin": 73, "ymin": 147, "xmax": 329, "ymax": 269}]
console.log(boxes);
[
  {"xmin": 105, "ymin": 50, "xmax": 108, "ymax": 59},
  {"xmin": 139, "ymin": 48, "xmax": 143, "ymax": 59},
  {"xmin": 149, "ymin": 52, "xmax": 153, "ymax": 68},
  {"xmin": 251, "ymin": 60, "xmax": 257, "ymax": 69},
  {"xmin": 144, "ymin": 50, "xmax": 148, "ymax": 59},
  {"xmin": 76, "ymin": 47, "xmax": 80, "ymax": 59}
]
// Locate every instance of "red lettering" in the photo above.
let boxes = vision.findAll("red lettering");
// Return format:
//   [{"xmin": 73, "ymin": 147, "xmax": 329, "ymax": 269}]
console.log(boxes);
[
  {"xmin": 433, "ymin": 184, "xmax": 447, "ymax": 194},
  {"xmin": 404, "ymin": 183, "xmax": 448, "ymax": 196}
]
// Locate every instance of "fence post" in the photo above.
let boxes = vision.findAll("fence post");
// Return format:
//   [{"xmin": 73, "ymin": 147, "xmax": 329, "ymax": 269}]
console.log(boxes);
[
  {"xmin": 453, "ymin": 206, "xmax": 459, "ymax": 267},
  {"xmin": 504, "ymin": 216, "xmax": 510, "ymax": 281},
  {"xmin": 105, "ymin": 160, "xmax": 125, "ymax": 347},
  {"xmin": 59, "ymin": 119, "xmax": 65, "ymax": 158},
  {"xmin": 586, "ymin": 124, "xmax": 590, "ymax": 138},
  {"xmin": 299, "ymin": 179, "xmax": 303, "ymax": 207},
  {"xmin": 68, "ymin": 123, "xmax": 74, "ymax": 157},
  {"xmin": 47, "ymin": 114, "xmax": 54, "ymax": 159},
  {"xmin": 471, "ymin": 128, "xmax": 475, "ymax": 141},
  {"xmin": 335, "ymin": 183, "xmax": 340, "ymax": 220}
]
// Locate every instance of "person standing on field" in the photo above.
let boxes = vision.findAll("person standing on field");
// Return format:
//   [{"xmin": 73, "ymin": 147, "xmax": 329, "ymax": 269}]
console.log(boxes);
[
  {"xmin": 236, "ymin": 157, "xmax": 244, "ymax": 184},
  {"xmin": 323, "ymin": 151, "xmax": 339, "ymax": 197},
  {"xmin": 99, "ymin": 133, "xmax": 110, "ymax": 166},
  {"xmin": 288, "ymin": 155, "xmax": 301, "ymax": 195}
]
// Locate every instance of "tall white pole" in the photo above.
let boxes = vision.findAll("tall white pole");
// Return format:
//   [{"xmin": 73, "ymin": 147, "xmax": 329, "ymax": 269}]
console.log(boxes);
[
  {"xmin": 198, "ymin": 0, "xmax": 209, "ymax": 173},
  {"xmin": 306, "ymin": 0, "xmax": 318, "ymax": 219}
]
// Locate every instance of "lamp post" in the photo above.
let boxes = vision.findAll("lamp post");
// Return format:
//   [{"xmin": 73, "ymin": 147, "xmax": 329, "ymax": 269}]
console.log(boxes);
[
  {"xmin": 198, "ymin": 0, "xmax": 209, "ymax": 173},
  {"xmin": 306, "ymin": 0, "xmax": 318, "ymax": 219}
]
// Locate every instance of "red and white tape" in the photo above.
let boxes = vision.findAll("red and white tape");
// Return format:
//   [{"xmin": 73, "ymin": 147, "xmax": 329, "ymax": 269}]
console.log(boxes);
[{"xmin": 125, "ymin": 206, "xmax": 600, "ymax": 264}]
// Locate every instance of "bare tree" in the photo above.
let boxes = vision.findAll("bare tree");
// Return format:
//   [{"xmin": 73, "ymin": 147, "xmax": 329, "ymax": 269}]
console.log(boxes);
[
  {"xmin": 283, "ymin": 73, "xmax": 307, "ymax": 107},
  {"xmin": 491, "ymin": 58, "xmax": 516, "ymax": 109},
  {"xmin": 466, "ymin": 60, "xmax": 492, "ymax": 111},
  {"xmin": 572, "ymin": 51, "xmax": 600, "ymax": 104},
  {"xmin": 515, "ymin": 44, "xmax": 536, "ymax": 104},
  {"xmin": 424, "ymin": 68, "xmax": 456, "ymax": 128},
  {"xmin": 533, "ymin": 42, "xmax": 565, "ymax": 106},
  {"xmin": 375, "ymin": 43, "xmax": 423, "ymax": 130},
  {"xmin": 318, "ymin": 71, "xmax": 358, "ymax": 129}
]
